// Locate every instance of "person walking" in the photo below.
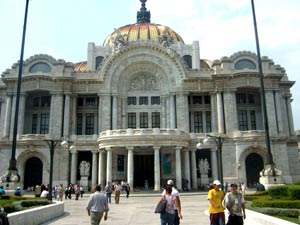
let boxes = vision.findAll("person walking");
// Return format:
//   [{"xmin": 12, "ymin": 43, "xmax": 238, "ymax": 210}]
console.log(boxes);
[
  {"xmin": 157, "ymin": 185, "xmax": 182, "ymax": 225},
  {"xmin": 125, "ymin": 183, "xmax": 130, "ymax": 198},
  {"xmin": 75, "ymin": 185, "xmax": 81, "ymax": 200},
  {"xmin": 114, "ymin": 182, "xmax": 121, "ymax": 204},
  {"xmin": 162, "ymin": 180, "xmax": 182, "ymax": 225},
  {"xmin": 105, "ymin": 181, "xmax": 112, "ymax": 204},
  {"xmin": 223, "ymin": 183, "xmax": 246, "ymax": 225},
  {"xmin": 207, "ymin": 180, "xmax": 225, "ymax": 225},
  {"xmin": 57, "ymin": 184, "xmax": 64, "ymax": 201},
  {"xmin": 86, "ymin": 185, "xmax": 109, "ymax": 225}
]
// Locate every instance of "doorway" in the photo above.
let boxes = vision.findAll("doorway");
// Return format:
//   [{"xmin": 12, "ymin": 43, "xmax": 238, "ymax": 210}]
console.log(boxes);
[
  {"xmin": 24, "ymin": 157, "xmax": 43, "ymax": 189},
  {"xmin": 245, "ymin": 153, "xmax": 264, "ymax": 188},
  {"xmin": 134, "ymin": 155, "xmax": 154, "ymax": 189}
]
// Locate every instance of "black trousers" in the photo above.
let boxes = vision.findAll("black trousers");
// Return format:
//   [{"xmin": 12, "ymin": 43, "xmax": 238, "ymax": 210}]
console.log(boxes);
[
  {"xmin": 226, "ymin": 215, "xmax": 243, "ymax": 225},
  {"xmin": 174, "ymin": 209, "xmax": 180, "ymax": 225}
]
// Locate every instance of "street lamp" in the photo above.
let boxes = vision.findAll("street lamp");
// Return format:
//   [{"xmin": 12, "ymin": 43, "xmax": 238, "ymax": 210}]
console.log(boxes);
[
  {"xmin": 197, "ymin": 135, "xmax": 225, "ymax": 187},
  {"xmin": 44, "ymin": 139, "xmax": 75, "ymax": 202},
  {"xmin": 61, "ymin": 140, "xmax": 75, "ymax": 185}
]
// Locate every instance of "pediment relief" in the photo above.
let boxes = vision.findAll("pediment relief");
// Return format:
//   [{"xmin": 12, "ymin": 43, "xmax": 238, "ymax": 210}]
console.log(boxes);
[{"xmin": 128, "ymin": 74, "xmax": 159, "ymax": 91}]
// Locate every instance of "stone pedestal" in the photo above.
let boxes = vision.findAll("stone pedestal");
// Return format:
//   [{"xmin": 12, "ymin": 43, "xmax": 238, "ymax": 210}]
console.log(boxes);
[
  {"xmin": 259, "ymin": 164, "xmax": 284, "ymax": 190},
  {"xmin": 200, "ymin": 174, "xmax": 209, "ymax": 186},
  {"xmin": 80, "ymin": 177, "xmax": 89, "ymax": 190}
]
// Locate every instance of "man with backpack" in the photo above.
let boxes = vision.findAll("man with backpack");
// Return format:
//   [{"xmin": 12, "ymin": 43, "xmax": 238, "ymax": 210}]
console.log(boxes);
[
  {"xmin": 223, "ymin": 183, "xmax": 246, "ymax": 225},
  {"xmin": 104, "ymin": 181, "xmax": 112, "ymax": 204}
]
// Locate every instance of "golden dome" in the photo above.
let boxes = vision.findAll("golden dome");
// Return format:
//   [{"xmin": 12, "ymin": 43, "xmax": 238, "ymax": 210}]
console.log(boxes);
[{"xmin": 103, "ymin": 23, "xmax": 184, "ymax": 47}]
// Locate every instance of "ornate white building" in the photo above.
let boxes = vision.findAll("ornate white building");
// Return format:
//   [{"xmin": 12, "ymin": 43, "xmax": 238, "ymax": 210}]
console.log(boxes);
[{"xmin": 0, "ymin": 1, "xmax": 299, "ymax": 190}]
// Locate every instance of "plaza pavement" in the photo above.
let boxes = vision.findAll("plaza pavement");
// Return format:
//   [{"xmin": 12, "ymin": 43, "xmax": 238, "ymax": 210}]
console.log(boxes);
[{"xmin": 40, "ymin": 191, "xmax": 262, "ymax": 225}]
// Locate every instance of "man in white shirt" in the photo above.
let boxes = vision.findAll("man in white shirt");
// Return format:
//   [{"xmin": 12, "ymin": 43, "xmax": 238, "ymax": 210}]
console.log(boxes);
[{"xmin": 86, "ymin": 185, "xmax": 109, "ymax": 225}]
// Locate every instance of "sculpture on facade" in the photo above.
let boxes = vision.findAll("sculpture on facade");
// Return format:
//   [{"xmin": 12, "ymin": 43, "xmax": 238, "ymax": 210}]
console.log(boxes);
[
  {"xmin": 198, "ymin": 158, "xmax": 210, "ymax": 175},
  {"xmin": 158, "ymin": 29, "xmax": 174, "ymax": 47},
  {"xmin": 79, "ymin": 161, "xmax": 90, "ymax": 177},
  {"xmin": 112, "ymin": 28, "xmax": 127, "ymax": 49}
]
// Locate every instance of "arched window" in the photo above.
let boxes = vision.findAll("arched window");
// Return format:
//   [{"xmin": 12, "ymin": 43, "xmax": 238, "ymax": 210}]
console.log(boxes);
[
  {"xmin": 95, "ymin": 56, "xmax": 104, "ymax": 70},
  {"xmin": 29, "ymin": 62, "xmax": 51, "ymax": 73},
  {"xmin": 235, "ymin": 59, "xmax": 256, "ymax": 70},
  {"xmin": 183, "ymin": 55, "xmax": 192, "ymax": 69}
]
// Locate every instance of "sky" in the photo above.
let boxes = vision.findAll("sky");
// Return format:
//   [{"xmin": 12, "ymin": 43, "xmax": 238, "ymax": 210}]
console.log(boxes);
[{"xmin": 0, "ymin": 0, "xmax": 299, "ymax": 130}]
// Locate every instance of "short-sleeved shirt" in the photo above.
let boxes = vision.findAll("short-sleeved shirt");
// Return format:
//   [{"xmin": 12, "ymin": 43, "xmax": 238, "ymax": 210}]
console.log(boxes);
[
  {"xmin": 207, "ymin": 189, "xmax": 225, "ymax": 214},
  {"xmin": 163, "ymin": 194, "xmax": 177, "ymax": 214},
  {"xmin": 86, "ymin": 191, "xmax": 109, "ymax": 213},
  {"xmin": 224, "ymin": 192, "xmax": 245, "ymax": 216},
  {"xmin": 162, "ymin": 187, "xmax": 180, "ymax": 198}
]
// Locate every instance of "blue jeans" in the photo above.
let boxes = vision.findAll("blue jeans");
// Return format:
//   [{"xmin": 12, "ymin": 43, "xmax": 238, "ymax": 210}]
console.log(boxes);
[
  {"xmin": 160, "ymin": 212, "xmax": 175, "ymax": 225},
  {"xmin": 106, "ymin": 193, "xmax": 111, "ymax": 203}
]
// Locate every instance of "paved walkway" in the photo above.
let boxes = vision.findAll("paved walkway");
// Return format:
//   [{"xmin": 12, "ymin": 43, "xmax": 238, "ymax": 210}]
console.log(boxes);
[{"xmin": 40, "ymin": 191, "xmax": 262, "ymax": 225}]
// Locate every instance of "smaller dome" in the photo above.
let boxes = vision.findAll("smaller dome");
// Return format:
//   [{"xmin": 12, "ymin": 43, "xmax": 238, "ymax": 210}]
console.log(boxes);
[
  {"xmin": 74, "ymin": 61, "xmax": 87, "ymax": 72},
  {"xmin": 103, "ymin": 23, "xmax": 184, "ymax": 47}
]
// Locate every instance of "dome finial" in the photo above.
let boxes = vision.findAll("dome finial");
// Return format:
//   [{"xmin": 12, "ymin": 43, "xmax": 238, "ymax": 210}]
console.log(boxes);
[{"xmin": 137, "ymin": 0, "xmax": 151, "ymax": 23}]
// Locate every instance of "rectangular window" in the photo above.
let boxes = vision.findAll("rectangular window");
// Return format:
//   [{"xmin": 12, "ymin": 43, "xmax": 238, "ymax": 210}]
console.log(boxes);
[
  {"xmin": 117, "ymin": 155, "xmax": 125, "ymax": 172},
  {"xmin": 250, "ymin": 110, "xmax": 256, "ymax": 130},
  {"xmin": 248, "ymin": 94, "xmax": 255, "ymax": 104},
  {"xmin": 140, "ymin": 112, "xmax": 148, "ymax": 128},
  {"xmin": 152, "ymin": 112, "xmax": 160, "ymax": 128},
  {"xmin": 139, "ymin": 96, "xmax": 148, "ymax": 105},
  {"xmin": 77, "ymin": 113, "xmax": 83, "ymax": 135},
  {"xmin": 237, "ymin": 93, "xmax": 247, "ymax": 104},
  {"xmin": 77, "ymin": 97, "xmax": 84, "ymax": 107},
  {"xmin": 32, "ymin": 97, "xmax": 39, "ymax": 107},
  {"xmin": 192, "ymin": 96, "xmax": 202, "ymax": 104},
  {"xmin": 206, "ymin": 111, "xmax": 211, "ymax": 133},
  {"xmin": 86, "ymin": 97, "xmax": 96, "ymax": 107},
  {"xmin": 41, "ymin": 96, "xmax": 51, "ymax": 107},
  {"xmin": 32, "ymin": 114, "xmax": 38, "ymax": 134},
  {"xmin": 40, "ymin": 113, "xmax": 49, "ymax": 134},
  {"xmin": 86, "ymin": 113, "xmax": 95, "ymax": 135},
  {"xmin": 151, "ymin": 96, "xmax": 160, "ymax": 105},
  {"xmin": 128, "ymin": 113, "xmax": 136, "ymax": 129},
  {"xmin": 194, "ymin": 111, "xmax": 203, "ymax": 133},
  {"xmin": 127, "ymin": 97, "xmax": 137, "ymax": 105},
  {"xmin": 238, "ymin": 110, "xmax": 248, "ymax": 131},
  {"xmin": 204, "ymin": 96, "xmax": 211, "ymax": 104}
]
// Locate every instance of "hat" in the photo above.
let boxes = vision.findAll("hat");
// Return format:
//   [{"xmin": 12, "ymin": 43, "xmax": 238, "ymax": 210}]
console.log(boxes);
[
  {"xmin": 17, "ymin": 187, "xmax": 21, "ymax": 190},
  {"xmin": 213, "ymin": 180, "xmax": 221, "ymax": 186},
  {"xmin": 167, "ymin": 180, "xmax": 174, "ymax": 185}
]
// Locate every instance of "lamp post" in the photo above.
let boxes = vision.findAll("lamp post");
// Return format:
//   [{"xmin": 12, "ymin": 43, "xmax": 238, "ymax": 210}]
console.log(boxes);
[
  {"xmin": 197, "ymin": 135, "xmax": 225, "ymax": 187},
  {"xmin": 1, "ymin": 0, "xmax": 30, "ymax": 184},
  {"xmin": 61, "ymin": 140, "xmax": 75, "ymax": 185}
]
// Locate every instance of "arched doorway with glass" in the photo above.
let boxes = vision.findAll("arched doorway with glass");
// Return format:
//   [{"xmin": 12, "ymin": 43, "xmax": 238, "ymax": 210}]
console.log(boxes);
[
  {"xmin": 24, "ymin": 157, "xmax": 43, "ymax": 190},
  {"xmin": 245, "ymin": 153, "xmax": 264, "ymax": 188}
]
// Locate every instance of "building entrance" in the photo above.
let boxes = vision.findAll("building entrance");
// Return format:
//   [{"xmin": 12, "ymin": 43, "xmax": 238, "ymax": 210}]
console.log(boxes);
[
  {"xmin": 134, "ymin": 155, "xmax": 154, "ymax": 189},
  {"xmin": 24, "ymin": 157, "xmax": 43, "ymax": 189},
  {"xmin": 245, "ymin": 153, "xmax": 264, "ymax": 188}
]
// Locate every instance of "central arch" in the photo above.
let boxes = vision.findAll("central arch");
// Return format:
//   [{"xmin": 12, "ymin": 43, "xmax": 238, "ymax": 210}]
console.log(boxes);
[
  {"xmin": 24, "ymin": 157, "xmax": 43, "ymax": 189},
  {"xmin": 245, "ymin": 153, "xmax": 264, "ymax": 188}
]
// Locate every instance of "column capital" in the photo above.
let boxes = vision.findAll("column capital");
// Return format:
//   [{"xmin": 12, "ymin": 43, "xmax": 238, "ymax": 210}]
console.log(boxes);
[
  {"xmin": 91, "ymin": 149, "xmax": 98, "ymax": 154},
  {"xmin": 126, "ymin": 146, "xmax": 134, "ymax": 151},
  {"xmin": 153, "ymin": 145, "xmax": 161, "ymax": 151},
  {"xmin": 176, "ymin": 146, "xmax": 182, "ymax": 151},
  {"xmin": 70, "ymin": 149, "xmax": 77, "ymax": 154}
]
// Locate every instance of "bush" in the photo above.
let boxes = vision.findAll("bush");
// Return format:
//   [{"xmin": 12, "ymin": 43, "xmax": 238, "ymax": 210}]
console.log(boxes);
[
  {"xmin": 293, "ymin": 180, "xmax": 300, "ymax": 185},
  {"xmin": 268, "ymin": 186, "xmax": 288, "ymax": 199},
  {"xmin": 13, "ymin": 200, "xmax": 50, "ymax": 211},
  {"xmin": 251, "ymin": 199, "xmax": 300, "ymax": 209},
  {"xmin": 250, "ymin": 207, "xmax": 300, "ymax": 218},
  {"xmin": 2, "ymin": 202, "xmax": 16, "ymax": 213},
  {"xmin": 287, "ymin": 186, "xmax": 300, "ymax": 200}
]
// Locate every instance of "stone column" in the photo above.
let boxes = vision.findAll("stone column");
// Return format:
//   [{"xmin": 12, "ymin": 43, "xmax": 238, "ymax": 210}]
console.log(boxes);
[
  {"xmin": 275, "ymin": 91, "xmax": 283, "ymax": 134},
  {"xmin": 170, "ymin": 94, "xmax": 176, "ymax": 129},
  {"xmin": 265, "ymin": 91, "xmax": 277, "ymax": 136},
  {"xmin": 112, "ymin": 95, "xmax": 118, "ymax": 129},
  {"xmin": 127, "ymin": 147, "xmax": 134, "ymax": 189},
  {"xmin": 70, "ymin": 95, "xmax": 77, "ymax": 135},
  {"xmin": 216, "ymin": 92, "xmax": 225, "ymax": 133},
  {"xmin": 166, "ymin": 96, "xmax": 170, "ymax": 128},
  {"xmin": 176, "ymin": 93, "xmax": 189, "ymax": 132},
  {"xmin": 3, "ymin": 95, "xmax": 12, "ymax": 138},
  {"xmin": 183, "ymin": 149, "xmax": 191, "ymax": 190},
  {"xmin": 63, "ymin": 94, "xmax": 71, "ymax": 138},
  {"xmin": 285, "ymin": 95, "xmax": 295, "ymax": 134},
  {"xmin": 106, "ymin": 147, "xmax": 112, "ymax": 182},
  {"xmin": 154, "ymin": 146, "xmax": 161, "ymax": 191},
  {"xmin": 175, "ymin": 146, "xmax": 182, "ymax": 190},
  {"xmin": 210, "ymin": 148, "xmax": 218, "ymax": 180},
  {"xmin": 223, "ymin": 90, "xmax": 238, "ymax": 133},
  {"xmin": 91, "ymin": 150, "xmax": 98, "ymax": 188},
  {"xmin": 9, "ymin": 95, "xmax": 16, "ymax": 139},
  {"xmin": 70, "ymin": 148, "xmax": 78, "ymax": 184},
  {"xmin": 98, "ymin": 149, "xmax": 106, "ymax": 186},
  {"xmin": 191, "ymin": 149, "xmax": 198, "ymax": 189},
  {"xmin": 210, "ymin": 93, "xmax": 217, "ymax": 132},
  {"xmin": 100, "ymin": 95, "xmax": 111, "ymax": 131},
  {"xmin": 161, "ymin": 96, "xmax": 166, "ymax": 128},
  {"xmin": 98, "ymin": 95, "xmax": 102, "ymax": 133},
  {"xmin": 121, "ymin": 97, "xmax": 127, "ymax": 129},
  {"xmin": 17, "ymin": 93, "xmax": 26, "ymax": 138},
  {"xmin": 49, "ymin": 93, "xmax": 64, "ymax": 138}
]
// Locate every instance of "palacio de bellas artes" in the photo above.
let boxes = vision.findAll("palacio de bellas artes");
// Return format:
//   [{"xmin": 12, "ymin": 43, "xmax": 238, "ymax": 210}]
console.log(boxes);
[{"xmin": 0, "ymin": 0, "xmax": 299, "ymax": 192}]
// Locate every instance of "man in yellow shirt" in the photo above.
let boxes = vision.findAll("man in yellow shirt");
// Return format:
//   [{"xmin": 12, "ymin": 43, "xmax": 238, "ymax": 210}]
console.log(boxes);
[{"xmin": 207, "ymin": 180, "xmax": 225, "ymax": 225}]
